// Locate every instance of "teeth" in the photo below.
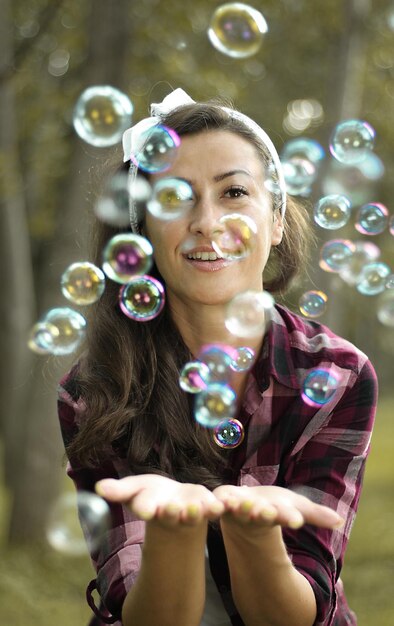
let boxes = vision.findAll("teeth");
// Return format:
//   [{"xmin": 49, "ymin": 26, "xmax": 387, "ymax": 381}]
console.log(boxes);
[{"xmin": 187, "ymin": 251, "xmax": 222, "ymax": 261}]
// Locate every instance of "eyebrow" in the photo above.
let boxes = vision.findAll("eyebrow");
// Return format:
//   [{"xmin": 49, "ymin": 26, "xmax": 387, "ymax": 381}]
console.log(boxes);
[{"xmin": 176, "ymin": 169, "xmax": 253, "ymax": 186}]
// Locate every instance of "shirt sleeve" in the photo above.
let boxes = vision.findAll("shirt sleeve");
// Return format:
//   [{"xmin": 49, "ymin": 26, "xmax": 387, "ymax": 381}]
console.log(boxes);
[
  {"xmin": 57, "ymin": 376, "xmax": 145, "ymax": 624},
  {"xmin": 282, "ymin": 358, "xmax": 378, "ymax": 626}
]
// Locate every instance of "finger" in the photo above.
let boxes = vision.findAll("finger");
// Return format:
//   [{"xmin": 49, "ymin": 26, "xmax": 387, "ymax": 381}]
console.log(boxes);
[
  {"xmin": 128, "ymin": 489, "xmax": 164, "ymax": 521},
  {"xmin": 180, "ymin": 501, "xmax": 204, "ymax": 525},
  {"xmin": 95, "ymin": 477, "xmax": 147, "ymax": 502},
  {"xmin": 302, "ymin": 503, "xmax": 345, "ymax": 529}
]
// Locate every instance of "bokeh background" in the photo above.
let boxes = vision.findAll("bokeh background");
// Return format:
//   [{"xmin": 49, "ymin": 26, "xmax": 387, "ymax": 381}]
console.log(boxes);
[{"xmin": 0, "ymin": 1, "xmax": 393, "ymax": 624}]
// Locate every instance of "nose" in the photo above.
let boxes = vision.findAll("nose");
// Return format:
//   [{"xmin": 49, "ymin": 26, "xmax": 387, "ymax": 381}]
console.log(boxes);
[{"xmin": 189, "ymin": 195, "xmax": 225, "ymax": 238}]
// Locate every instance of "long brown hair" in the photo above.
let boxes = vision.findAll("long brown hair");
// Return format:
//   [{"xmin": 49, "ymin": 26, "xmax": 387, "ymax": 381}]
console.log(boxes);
[{"xmin": 65, "ymin": 101, "xmax": 315, "ymax": 488}]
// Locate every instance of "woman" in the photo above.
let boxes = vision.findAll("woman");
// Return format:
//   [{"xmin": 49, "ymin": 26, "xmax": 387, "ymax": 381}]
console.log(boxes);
[{"xmin": 58, "ymin": 89, "xmax": 378, "ymax": 626}]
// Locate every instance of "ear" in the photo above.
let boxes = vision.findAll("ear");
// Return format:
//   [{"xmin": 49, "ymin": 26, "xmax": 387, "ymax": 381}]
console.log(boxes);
[{"xmin": 271, "ymin": 210, "xmax": 284, "ymax": 246}]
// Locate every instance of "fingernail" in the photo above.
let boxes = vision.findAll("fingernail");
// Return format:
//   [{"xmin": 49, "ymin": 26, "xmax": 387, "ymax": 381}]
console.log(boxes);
[
  {"xmin": 240, "ymin": 500, "xmax": 254, "ymax": 513},
  {"xmin": 260, "ymin": 508, "xmax": 276, "ymax": 520},
  {"xmin": 333, "ymin": 517, "xmax": 345, "ymax": 529},
  {"xmin": 187, "ymin": 504, "xmax": 200, "ymax": 517},
  {"xmin": 139, "ymin": 509, "xmax": 155, "ymax": 520},
  {"xmin": 288, "ymin": 515, "xmax": 304, "ymax": 529},
  {"xmin": 209, "ymin": 502, "xmax": 224, "ymax": 515},
  {"xmin": 95, "ymin": 480, "xmax": 115, "ymax": 497},
  {"xmin": 165, "ymin": 503, "xmax": 181, "ymax": 515}
]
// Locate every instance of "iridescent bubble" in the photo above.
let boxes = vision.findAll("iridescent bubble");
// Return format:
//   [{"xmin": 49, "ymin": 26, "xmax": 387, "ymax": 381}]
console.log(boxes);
[
  {"xmin": 208, "ymin": 3, "xmax": 268, "ymax": 59},
  {"xmin": 73, "ymin": 85, "xmax": 133, "ymax": 147},
  {"xmin": 41, "ymin": 307, "xmax": 86, "ymax": 355},
  {"xmin": 212, "ymin": 213, "xmax": 258, "ymax": 260},
  {"xmin": 356, "ymin": 262, "xmax": 391, "ymax": 296},
  {"xmin": 119, "ymin": 275, "xmax": 165, "ymax": 321},
  {"xmin": 213, "ymin": 418, "xmax": 244, "ymax": 448},
  {"xmin": 198, "ymin": 344, "xmax": 237, "ymax": 382},
  {"xmin": 301, "ymin": 368, "xmax": 339, "ymax": 407},
  {"xmin": 389, "ymin": 215, "xmax": 394, "ymax": 236},
  {"xmin": 319, "ymin": 239, "xmax": 355, "ymax": 273},
  {"xmin": 377, "ymin": 289, "xmax": 394, "ymax": 327},
  {"xmin": 299, "ymin": 290, "xmax": 328, "ymax": 318},
  {"xmin": 130, "ymin": 124, "xmax": 180, "ymax": 173},
  {"xmin": 147, "ymin": 177, "xmax": 194, "ymax": 220},
  {"xmin": 61, "ymin": 262, "xmax": 105, "ymax": 305},
  {"xmin": 282, "ymin": 157, "xmax": 316, "ymax": 196},
  {"xmin": 314, "ymin": 195, "xmax": 351, "ymax": 230},
  {"xmin": 179, "ymin": 361, "xmax": 210, "ymax": 393},
  {"xmin": 355, "ymin": 203, "xmax": 389, "ymax": 235},
  {"xmin": 231, "ymin": 346, "xmax": 255, "ymax": 372},
  {"xmin": 102, "ymin": 234, "xmax": 153, "ymax": 284},
  {"xmin": 281, "ymin": 138, "xmax": 325, "ymax": 166},
  {"xmin": 46, "ymin": 491, "xmax": 111, "ymax": 556},
  {"xmin": 194, "ymin": 383, "xmax": 236, "ymax": 428},
  {"xmin": 27, "ymin": 321, "xmax": 60, "ymax": 355},
  {"xmin": 329, "ymin": 119, "xmax": 375, "ymax": 165},
  {"xmin": 339, "ymin": 240, "xmax": 381, "ymax": 285},
  {"xmin": 225, "ymin": 290, "xmax": 275, "ymax": 338}
]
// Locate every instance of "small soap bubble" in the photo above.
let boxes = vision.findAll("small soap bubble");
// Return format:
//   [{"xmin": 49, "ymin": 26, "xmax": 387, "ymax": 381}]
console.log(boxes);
[
  {"xmin": 377, "ymin": 289, "xmax": 394, "ymax": 327},
  {"xmin": 119, "ymin": 275, "xmax": 165, "ymax": 321},
  {"xmin": 339, "ymin": 241, "xmax": 381, "ymax": 285},
  {"xmin": 225, "ymin": 290, "xmax": 275, "ymax": 338},
  {"xmin": 73, "ymin": 85, "xmax": 133, "ymax": 147},
  {"xmin": 27, "ymin": 321, "xmax": 60, "ymax": 354},
  {"xmin": 212, "ymin": 213, "xmax": 258, "ymax": 260},
  {"xmin": 281, "ymin": 138, "xmax": 325, "ymax": 166},
  {"xmin": 282, "ymin": 157, "xmax": 316, "ymax": 196},
  {"xmin": 319, "ymin": 239, "xmax": 355, "ymax": 273},
  {"xmin": 179, "ymin": 361, "xmax": 210, "ymax": 393},
  {"xmin": 231, "ymin": 346, "xmax": 255, "ymax": 372},
  {"xmin": 213, "ymin": 418, "xmax": 244, "ymax": 448},
  {"xmin": 46, "ymin": 491, "xmax": 111, "ymax": 556},
  {"xmin": 314, "ymin": 195, "xmax": 351, "ymax": 230},
  {"xmin": 299, "ymin": 290, "xmax": 328, "ymax": 318},
  {"xmin": 95, "ymin": 172, "xmax": 135, "ymax": 228},
  {"xmin": 61, "ymin": 262, "xmax": 105, "ymax": 306},
  {"xmin": 329, "ymin": 119, "xmax": 375, "ymax": 165},
  {"xmin": 147, "ymin": 177, "xmax": 194, "ymax": 220},
  {"xmin": 41, "ymin": 307, "xmax": 86, "ymax": 355},
  {"xmin": 194, "ymin": 383, "xmax": 236, "ymax": 428},
  {"xmin": 302, "ymin": 368, "xmax": 339, "ymax": 407},
  {"xmin": 102, "ymin": 234, "xmax": 153, "ymax": 284},
  {"xmin": 130, "ymin": 124, "xmax": 180, "ymax": 173},
  {"xmin": 356, "ymin": 262, "xmax": 391, "ymax": 296},
  {"xmin": 389, "ymin": 215, "xmax": 394, "ymax": 236},
  {"xmin": 355, "ymin": 203, "xmax": 389, "ymax": 235},
  {"xmin": 198, "ymin": 344, "xmax": 237, "ymax": 382},
  {"xmin": 208, "ymin": 3, "xmax": 268, "ymax": 59}
]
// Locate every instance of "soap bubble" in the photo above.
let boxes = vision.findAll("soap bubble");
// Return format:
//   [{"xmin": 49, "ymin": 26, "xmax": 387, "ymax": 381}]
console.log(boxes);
[
  {"xmin": 302, "ymin": 368, "xmax": 339, "ymax": 407},
  {"xmin": 102, "ymin": 233, "xmax": 153, "ymax": 283},
  {"xmin": 213, "ymin": 418, "xmax": 244, "ymax": 448},
  {"xmin": 194, "ymin": 382, "xmax": 236, "ymax": 428},
  {"xmin": 339, "ymin": 241, "xmax": 381, "ymax": 285},
  {"xmin": 198, "ymin": 344, "xmax": 237, "ymax": 382},
  {"xmin": 147, "ymin": 177, "xmax": 194, "ymax": 220},
  {"xmin": 356, "ymin": 262, "xmax": 391, "ymax": 296},
  {"xmin": 61, "ymin": 262, "xmax": 105, "ymax": 305},
  {"xmin": 212, "ymin": 213, "xmax": 258, "ymax": 260},
  {"xmin": 282, "ymin": 157, "xmax": 316, "ymax": 195},
  {"xmin": 27, "ymin": 321, "xmax": 60, "ymax": 354},
  {"xmin": 377, "ymin": 289, "xmax": 394, "ymax": 327},
  {"xmin": 46, "ymin": 491, "xmax": 111, "ymax": 556},
  {"xmin": 355, "ymin": 203, "xmax": 389, "ymax": 235},
  {"xmin": 314, "ymin": 195, "xmax": 351, "ymax": 230},
  {"xmin": 119, "ymin": 275, "xmax": 165, "ymax": 321},
  {"xmin": 130, "ymin": 124, "xmax": 180, "ymax": 173},
  {"xmin": 94, "ymin": 172, "xmax": 150, "ymax": 228},
  {"xmin": 208, "ymin": 3, "xmax": 268, "ymax": 59},
  {"xmin": 231, "ymin": 346, "xmax": 255, "ymax": 372},
  {"xmin": 179, "ymin": 361, "xmax": 210, "ymax": 393},
  {"xmin": 386, "ymin": 274, "xmax": 394, "ymax": 289},
  {"xmin": 299, "ymin": 290, "xmax": 328, "ymax": 318},
  {"xmin": 73, "ymin": 85, "xmax": 133, "ymax": 147},
  {"xmin": 41, "ymin": 307, "xmax": 86, "ymax": 355},
  {"xmin": 329, "ymin": 119, "xmax": 375, "ymax": 165},
  {"xmin": 281, "ymin": 138, "xmax": 325, "ymax": 166},
  {"xmin": 319, "ymin": 239, "xmax": 355, "ymax": 273},
  {"xmin": 225, "ymin": 290, "xmax": 275, "ymax": 338}
]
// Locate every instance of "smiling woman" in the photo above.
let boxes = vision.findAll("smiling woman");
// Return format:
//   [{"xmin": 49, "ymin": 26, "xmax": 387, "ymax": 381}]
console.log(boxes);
[{"xmin": 57, "ymin": 89, "xmax": 377, "ymax": 626}]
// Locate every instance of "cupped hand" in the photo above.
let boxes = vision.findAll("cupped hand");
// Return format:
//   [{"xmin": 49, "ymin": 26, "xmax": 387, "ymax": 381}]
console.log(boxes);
[
  {"xmin": 95, "ymin": 474, "xmax": 224, "ymax": 528},
  {"xmin": 213, "ymin": 484, "xmax": 345, "ymax": 531}
]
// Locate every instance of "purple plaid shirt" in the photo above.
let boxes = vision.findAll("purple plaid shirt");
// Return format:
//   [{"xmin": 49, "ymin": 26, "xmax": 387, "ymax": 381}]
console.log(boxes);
[{"xmin": 57, "ymin": 304, "xmax": 378, "ymax": 626}]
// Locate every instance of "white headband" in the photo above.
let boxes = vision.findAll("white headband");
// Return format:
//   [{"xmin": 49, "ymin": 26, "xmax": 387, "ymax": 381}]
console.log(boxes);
[{"xmin": 122, "ymin": 88, "xmax": 286, "ymax": 232}]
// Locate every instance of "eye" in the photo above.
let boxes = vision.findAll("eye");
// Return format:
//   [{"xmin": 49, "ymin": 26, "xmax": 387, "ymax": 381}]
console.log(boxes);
[{"xmin": 224, "ymin": 185, "xmax": 248, "ymax": 198}]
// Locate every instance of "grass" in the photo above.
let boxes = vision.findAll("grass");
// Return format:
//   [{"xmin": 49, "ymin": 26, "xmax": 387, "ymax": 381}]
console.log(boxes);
[{"xmin": 0, "ymin": 396, "xmax": 393, "ymax": 625}]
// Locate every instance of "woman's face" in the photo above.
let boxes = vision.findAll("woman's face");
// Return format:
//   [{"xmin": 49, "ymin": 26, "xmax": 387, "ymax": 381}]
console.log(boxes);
[{"xmin": 144, "ymin": 130, "xmax": 283, "ymax": 308}]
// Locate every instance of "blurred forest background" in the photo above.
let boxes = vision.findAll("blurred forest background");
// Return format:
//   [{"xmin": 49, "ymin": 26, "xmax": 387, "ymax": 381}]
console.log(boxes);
[{"xmin": 0, "ymin": 0, "xmax": 393, "ymax": 624}]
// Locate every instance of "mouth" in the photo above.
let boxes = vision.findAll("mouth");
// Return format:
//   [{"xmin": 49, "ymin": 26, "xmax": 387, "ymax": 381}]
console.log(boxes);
[
  {"xmin": 185, "ymin": 250, "xmax": 223, "ymax": 261},
  {"xmin": 182, "ymin": 248, "xmax": 230, "ymax": 271}
]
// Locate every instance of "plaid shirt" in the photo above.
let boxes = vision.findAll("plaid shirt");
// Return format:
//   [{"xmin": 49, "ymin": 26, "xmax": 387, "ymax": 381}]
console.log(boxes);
[{"xmin": 57, "ymin": 304, "xmax": 378, "ymax": 626}]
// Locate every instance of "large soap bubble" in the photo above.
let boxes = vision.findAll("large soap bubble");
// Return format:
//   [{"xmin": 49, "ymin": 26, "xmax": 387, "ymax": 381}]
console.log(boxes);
[
  {"xmin": 356, "ymin": 262, "xmax": 391, "ymax": 296},
  {"xmin": 339, "ymin": 241, "xmax": 381, "ymax": 286},
  {"xmin": 225, "ymin": 290, "xmax": 275, "ymax": 338},
  {"xmin": 61, "ymin": 262, "xmax": 105, "ymax": 305},
  {"xmin": 212, "ymin": 213, "xmax": 257, "ymax": 260},
  {"xmin": 301, "ymin": 368, "xmax": 339, "ymax": 408},
  {"xmin": 198, "ymin": 344, "xmax": 237, "ymax": 383},
  {"xmin": 73, "ymin": 85, "xmax": 133, "ymax": 147},
  {"xmin": 319, "ymin": 239, "xmax": 355, "ymax": 273},
  {"xmin": 119, "ymin": 275, "xmax": 165, "ymax": 321},
  {"xmin": 355, "ymin": 203, "xmax": 389, "ymax": 235},
  {"xmin": 102, "ymin": 233, "xmax": 153, "ymax": 283},
  {"xmin": 40, "ymin": 307, "xmax": 87, "ymax": 355},
  {"xmin": 231, "ymin": 346, "xmax": 255, "ymax": 372},
  {"xmin": 208, "ymin": 3, "xmax": 268, "ymax": 59},
  {"xmin": 130, "ymin": 125, "xmax": 180, "ymax": 173},
  {"xmin": 282, "ymin": 157, "xmax": 316, "ymax": 196},
  {"xmin": 27, "ymin": 321, "xmax": 60, "ymax": 355},
  {"xmin": 281, "ymin": 138, "xmax": 325, "ymax": 166},
  {"xmin": 299, "ymin": 290, "xmax": 328, "ymax": 318},
  {"xmin": 179, "ymin": 361, "xmax": 210, "ymax": 393},
  {"xmin": 147, "ymin": 177, "xmax": 194, "ymax": 220},
  {"xmin": 329, "ymin": 119, "xmax": 375, "ymax": 165},
  {"xmin": 194, "ymin": 382, "xmax": 236, "ymax": 428},
  {"xmin": 213, "ymin": 418, "xmax": 244, "ymax": 448},
  {"xmin": 314, "ymin": 195, "xmax": 351, "ymax": 230}
]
